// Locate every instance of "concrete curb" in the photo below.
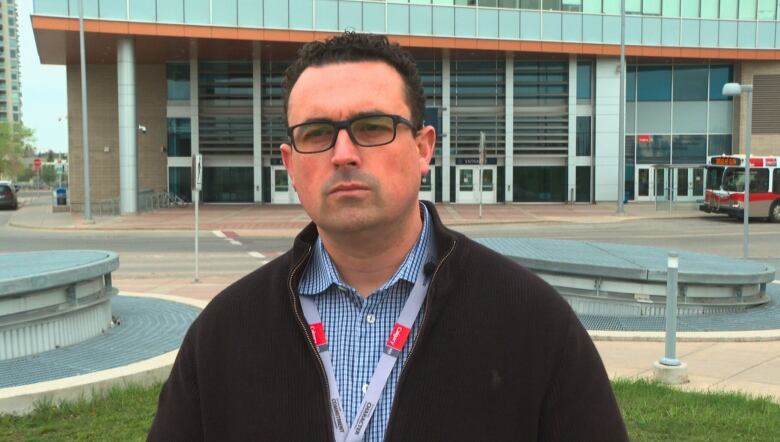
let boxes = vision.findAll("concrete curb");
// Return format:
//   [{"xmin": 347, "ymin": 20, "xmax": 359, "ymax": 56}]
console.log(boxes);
[
  {"xmin": 589, "ymin": 328, "xmax": 780, "ymax": 342},
  {"xmin": 0, "ymin": 292, "xmax": 206, "ymax": 416},
  {"xmin": 6, "ymin": 212, "xmax": 706, "ymax": 233}
]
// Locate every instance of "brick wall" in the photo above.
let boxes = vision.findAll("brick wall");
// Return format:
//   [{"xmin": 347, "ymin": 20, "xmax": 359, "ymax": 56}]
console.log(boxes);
[{"xmin": 67, "ymin": 61, "xmax": 167, "ymax": 211}]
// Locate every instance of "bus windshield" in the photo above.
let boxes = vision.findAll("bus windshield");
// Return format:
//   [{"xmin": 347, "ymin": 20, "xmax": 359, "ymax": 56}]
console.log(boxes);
[
  {"xmin": 722, "ymin": 168, "xmax": 770, "ymax": 193},
  {"xmin": 706, "ymin": 166, "xmax": 724, "ymax": 190}
]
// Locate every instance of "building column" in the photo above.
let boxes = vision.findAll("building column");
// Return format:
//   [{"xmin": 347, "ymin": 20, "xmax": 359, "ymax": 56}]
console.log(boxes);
[
  {"xmin": 252, "ymin": 43, "xmax": 263, "ymax": 203},
  {"xmin": 189, "ymin": 43, "xmax": 199, "ymax": 202},
  {"xmin": 117, "ymin": 37, "xmax": 138, "ymax": 215},
  {"xmin": 504, "ymin": 52, "xmax": 514, "ymax": 203},
  {"xmin": 442, "ymin": 50, "xmax": 451, "ymax": 203},
  {"xmin": 594, "ymin": 58, "xmax": 620, "ymax": 202},
  {"xmin": 567, "ymin": 55, "xmax": 577, "ymax": 203}
]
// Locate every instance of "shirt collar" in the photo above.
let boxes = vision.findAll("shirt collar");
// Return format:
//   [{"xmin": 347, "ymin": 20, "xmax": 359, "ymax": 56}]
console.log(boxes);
[{"xmin": 299, "ymin": 204, "xmax": 433, "ymax": 296}]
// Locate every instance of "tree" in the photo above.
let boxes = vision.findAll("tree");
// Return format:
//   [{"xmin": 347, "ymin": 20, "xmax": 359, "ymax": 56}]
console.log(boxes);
[
  {"xmin": 0, "ymin": 122, "xmax": 35, "ymax": 180},
  {"xmin": 40, "ymin": 164, "xmax": 57, "ymax": 186},
  {"xmin": 46, "ymin": 150, "xmax": 55, "ymax": 162}
]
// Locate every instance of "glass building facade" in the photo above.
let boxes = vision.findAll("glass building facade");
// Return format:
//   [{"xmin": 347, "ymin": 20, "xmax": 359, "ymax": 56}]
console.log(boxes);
[{"xmin": 31, "ymin": 0, "xmax": 780, "ymax": 207}]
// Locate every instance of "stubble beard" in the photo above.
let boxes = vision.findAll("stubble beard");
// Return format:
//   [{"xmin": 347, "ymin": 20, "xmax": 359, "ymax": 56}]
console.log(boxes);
[{"xmin": 316, "ymin": 169, "xmax": 385, "ymax": 235}]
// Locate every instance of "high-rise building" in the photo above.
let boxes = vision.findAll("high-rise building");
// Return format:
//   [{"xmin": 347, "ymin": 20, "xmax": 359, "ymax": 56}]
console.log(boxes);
[
  {"xmin": 0, "ymin": 0, "xmax": 21, "ymax": 123},
  {"xmin": 30, "ymin": 1, "xmax": 780, "ymax": 211}
]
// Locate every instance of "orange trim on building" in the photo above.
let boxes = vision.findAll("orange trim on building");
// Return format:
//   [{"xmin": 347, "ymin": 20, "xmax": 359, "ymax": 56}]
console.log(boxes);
[{"xmin": 31, "ymin": 15, "xmax": 780, "ymax": 60}]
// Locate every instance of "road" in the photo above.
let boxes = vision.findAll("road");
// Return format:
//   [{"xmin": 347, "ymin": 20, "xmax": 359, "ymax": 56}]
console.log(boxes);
[{"xmin": 1, "ymin": 194, "xmax": 778, "ymax": 281}]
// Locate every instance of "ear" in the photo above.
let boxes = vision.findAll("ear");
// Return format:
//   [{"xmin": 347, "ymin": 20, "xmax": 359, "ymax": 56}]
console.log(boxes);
[
  {"xmin": 416, "ymin": 125, "xmax": 436, "ymax": 177},
  {"xmin": 280, "ymin": 143, "xmax": 296, "ymax": 188}
]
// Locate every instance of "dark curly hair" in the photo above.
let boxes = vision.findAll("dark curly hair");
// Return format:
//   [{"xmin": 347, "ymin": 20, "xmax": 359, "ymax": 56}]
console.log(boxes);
[{"xmin": 282, "ymin": 32, "xmax": 426, "ymax": 129}]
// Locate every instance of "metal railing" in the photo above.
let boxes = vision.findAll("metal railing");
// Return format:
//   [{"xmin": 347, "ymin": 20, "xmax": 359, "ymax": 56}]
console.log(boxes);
[{"xmin": 89, "ymin": 191, "xmax": 190, "ymax": 216}]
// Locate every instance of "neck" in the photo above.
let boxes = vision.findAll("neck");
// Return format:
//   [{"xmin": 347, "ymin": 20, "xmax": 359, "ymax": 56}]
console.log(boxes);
[{"xmin": 319, "ymin": 206, "xmax": 423, "ymax": 298}]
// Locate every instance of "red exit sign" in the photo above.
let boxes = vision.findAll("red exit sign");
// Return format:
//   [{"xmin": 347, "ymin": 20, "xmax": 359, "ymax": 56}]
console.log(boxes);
[{"xmin": 637, "ymin": 135, "xmax": 652, "ymax": 143}]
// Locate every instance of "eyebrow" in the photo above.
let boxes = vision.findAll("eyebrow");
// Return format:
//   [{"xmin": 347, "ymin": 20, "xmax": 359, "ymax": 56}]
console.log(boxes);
[{"xmin": 295, "ymin": 109, "xmax": 389, "ymax": 126}]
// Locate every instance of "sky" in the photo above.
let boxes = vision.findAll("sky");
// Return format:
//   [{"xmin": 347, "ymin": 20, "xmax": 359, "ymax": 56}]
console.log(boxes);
[{"xmin": 19, "ymin": 0, "xmax": 68, "ymax": 154}]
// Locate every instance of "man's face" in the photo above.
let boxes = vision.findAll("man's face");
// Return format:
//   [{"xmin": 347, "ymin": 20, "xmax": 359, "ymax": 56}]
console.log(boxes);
[{"xmin": 281, "ymin": 61, "xmax": 435, "ymax": 235}]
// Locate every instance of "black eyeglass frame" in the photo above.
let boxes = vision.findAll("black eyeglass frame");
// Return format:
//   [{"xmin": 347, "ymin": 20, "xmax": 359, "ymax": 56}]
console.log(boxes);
[{"xmin": 286, "ymin": 113, "xmax": 421, "ymax": 154}]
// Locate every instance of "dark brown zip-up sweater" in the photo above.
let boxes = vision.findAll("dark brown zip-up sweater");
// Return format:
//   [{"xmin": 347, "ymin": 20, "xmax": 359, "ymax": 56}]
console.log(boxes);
[{"xmin": 148, "ymin": 202, "xmax": 628, "ymax": 441}]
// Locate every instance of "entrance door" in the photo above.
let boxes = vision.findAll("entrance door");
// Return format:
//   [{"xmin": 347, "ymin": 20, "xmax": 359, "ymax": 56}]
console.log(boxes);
[
  {"xmin": 270, "ymin": 166, "xmax": 299, "ymax": 204},
  {"xmin": 673, "ymin": 168, "xmax": 704, "ymax": 202},
  {"xmin": 635, "ymin": 166, "xmax": 669, "ymax": 202},
  {"xmin": 419, "ymin": 168, "xmax": 435, "ymax": 202},
  {"xmin": 456, "ymin": 166, "xmax": 496, "ymax": 204}
]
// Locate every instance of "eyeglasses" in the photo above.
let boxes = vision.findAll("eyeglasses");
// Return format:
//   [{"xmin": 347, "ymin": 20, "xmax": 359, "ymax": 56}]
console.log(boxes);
[{"xmin": 287, "ymin": 114, "xmax": 419, "ymax": 154}]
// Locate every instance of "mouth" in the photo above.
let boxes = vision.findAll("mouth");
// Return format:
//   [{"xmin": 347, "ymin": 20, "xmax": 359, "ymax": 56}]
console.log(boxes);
[{"xmin": 328, "ymin": 182, "xmax": 370, "ymax": 195}]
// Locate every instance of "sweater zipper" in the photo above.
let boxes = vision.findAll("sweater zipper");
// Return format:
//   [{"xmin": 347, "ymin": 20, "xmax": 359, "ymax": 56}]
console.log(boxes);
[
  {"xmin": 383, "ymin": 238, "xmax": 457, "ymax": 440},
  {"xmin": 287, "ymin": 245, "xmax": 336, "ymax": 442}
]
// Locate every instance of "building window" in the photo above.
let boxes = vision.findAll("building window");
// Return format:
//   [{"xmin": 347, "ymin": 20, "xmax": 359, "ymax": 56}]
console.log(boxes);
[
  {"xmin": 627, "ymin": 65, "xmax": 637, "ymax": 102},
  {"xmin": 167, "ymin": 118, "xmax": 191, "ymax": 157},
  {"xmin": 673, "ymin": 66, "xmax": 708, "ymax": 101},
  {"xmin": 642, "ymin": 0, "xmax": 661, "ymax": 14},
  {"xmin": 636, "ymin": 134, "xmax": 671, "ymax": 164},
  {"xmin": 739, "ymin": 0, "xmax": 757, "ymax": 19},
  {"xmin": 709, "ymin": 65, "xmax": 734, "ymax": 101},
  {"xmin": 168, "ymin": 167, "xmax": 191, "ymax": 202},
  {"xmin": 166, "ymin": 63, "xmax": 190, "ymax": 101},
  {"xmin": 513, "ymin": 166, "xmax": 567, "ymax": 202},
  {"xmin": 576, "ymin": 116, "xmax": 591, "ymax": 156},
  {"xmin": 626, "ymin": 0, "xmax": 641, "ymax": 13},
  {"xmin": 583, "ymin": 0, "xmax": 602, "ymax": 13},
  {"xmin": 680, "ymin": 0, "xmax": 699, "ymax": 17},
  {"xmin": 576, "ymin": 61, "xmax": 592, "ymax": 101},
  {"xmin": 720, "ymin": 0, "xmax": 738, "ymax": 18},
  {"xmin": 701, "ymin": 0, "xmax": 719, "ymax": 18},
  {"xmin": 757, "ymin": 0, "xmax": 777, "ymax": 19},
  {"xmin": 672, "ymin": 134, "xmax": 706, "ymax": 164},
  {"xmin": 708, "ymin": 134, "xmax": 732, "ymax": 156},
  {"xmin": 637, "ymin": 66, "xmax": 672, "ymax": 101},
  {"xmin": 576, "ymin": 166, "xmax": 591, "ymax": 202}
]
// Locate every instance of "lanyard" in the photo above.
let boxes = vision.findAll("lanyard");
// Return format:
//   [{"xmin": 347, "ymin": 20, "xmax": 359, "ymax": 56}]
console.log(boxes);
[{"xmin": 299, "ymin": 249, "xmax": 435, "ymax": 442}]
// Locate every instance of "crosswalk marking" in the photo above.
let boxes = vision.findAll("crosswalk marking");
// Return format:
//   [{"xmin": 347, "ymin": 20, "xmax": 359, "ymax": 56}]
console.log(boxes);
[
  {"xmin": 248, "ymin": 252, "xmax": 266, "ymax": 259},
  {"xmin": 212, "ymin": 230, "xmax": 226, "ymax": 238},
  {"xmin": 228, "ymin": 239, "xmax": 242, "ymax": 246}
]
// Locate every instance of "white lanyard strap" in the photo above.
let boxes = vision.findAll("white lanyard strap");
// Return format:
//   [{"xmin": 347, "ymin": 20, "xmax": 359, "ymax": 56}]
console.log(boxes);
[{"xmin": 299, "ymin": 250, "xmax": 435, "ymax": 442}]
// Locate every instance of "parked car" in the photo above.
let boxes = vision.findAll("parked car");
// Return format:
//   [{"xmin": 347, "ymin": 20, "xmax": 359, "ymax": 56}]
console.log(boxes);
[{"xmin": 0, "ymin": 182, "xmax": 19, "ymax": 210}]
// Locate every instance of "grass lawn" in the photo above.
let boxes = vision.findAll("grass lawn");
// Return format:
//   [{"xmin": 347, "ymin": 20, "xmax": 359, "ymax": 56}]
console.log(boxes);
[{"xmin": 1, "ymin": 379, "xmax": 779, "ymax": 441}]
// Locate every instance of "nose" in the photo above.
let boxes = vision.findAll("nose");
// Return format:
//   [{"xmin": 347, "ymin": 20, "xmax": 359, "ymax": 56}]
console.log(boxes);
[{"xmin": 330, "ymin": 127, "xmax": 361, "ymax": 168}]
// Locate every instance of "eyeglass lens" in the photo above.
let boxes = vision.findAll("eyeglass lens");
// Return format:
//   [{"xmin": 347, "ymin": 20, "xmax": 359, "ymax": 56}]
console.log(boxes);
[{"xmin": 293, "ymin": 115, "xmax": 396, "ymax": 152}]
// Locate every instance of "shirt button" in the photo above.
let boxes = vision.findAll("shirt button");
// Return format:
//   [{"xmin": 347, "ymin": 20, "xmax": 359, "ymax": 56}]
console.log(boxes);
[
  {"xmin": 366, "ymin": 314, "xmax": 376, "ymax": 324},
  {"xmin": 362, "ymin": 383, "xmax": 369, "ymax": 394}
]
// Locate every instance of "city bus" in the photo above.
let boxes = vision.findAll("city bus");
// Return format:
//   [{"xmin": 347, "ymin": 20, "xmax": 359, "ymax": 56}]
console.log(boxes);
[{"xmin": 699, "ymin": 155, "xmax": 780, "ymax": 222}]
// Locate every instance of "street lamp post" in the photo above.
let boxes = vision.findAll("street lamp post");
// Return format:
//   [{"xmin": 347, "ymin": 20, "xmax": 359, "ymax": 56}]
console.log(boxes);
[
  {"xmin": 722, "ymin": 82, "xmax": 753, "ymax": 259},
  {"xmin": 617, "ymin": 0, "xmax": 626, "ymax": 214},
  {"xmin": 79, "ymin": 0, "xmax": 92, "ymax": 222}
]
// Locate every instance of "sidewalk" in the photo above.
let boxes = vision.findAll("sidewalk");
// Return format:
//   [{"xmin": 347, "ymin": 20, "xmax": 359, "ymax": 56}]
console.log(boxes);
[
  {"xmin": 112, "ymin": 274, "xmax": 780, "ymax": 403},
  {"xmin": 10, "ymin": 198, "xmax": 704, "ymax": 235}
]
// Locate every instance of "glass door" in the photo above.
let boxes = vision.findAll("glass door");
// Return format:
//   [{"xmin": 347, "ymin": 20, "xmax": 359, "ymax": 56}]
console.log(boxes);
[{"xmin": 270, "ymin": 166, "xmax": 299, "ymax": 204}]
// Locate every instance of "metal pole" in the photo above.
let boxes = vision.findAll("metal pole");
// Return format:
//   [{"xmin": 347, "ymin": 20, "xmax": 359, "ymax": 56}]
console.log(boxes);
[
  {"xmin": 661, "ymin": 251, "xmax": 680, "ymax": 366},
  {"xmin": 743, "ymin": 88, "xmax": 753, "ymax": 259},
  {"xmin": 194, "ymin": 189, "xmax": 200, "ymax": 283},
  {"xmin": 617, "ymin": 0, "xmax": 626, "ymax": 214},
  {"xmin": 79, "ymin": 0, "xmax": 92, "ymax": 221}
]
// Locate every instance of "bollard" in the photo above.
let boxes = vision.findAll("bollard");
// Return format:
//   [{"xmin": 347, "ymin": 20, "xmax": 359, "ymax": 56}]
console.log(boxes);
[
  {"xmin": 661, "ymin": 252, "xmax": 680, "ymax": 366},
  {"xmin": 653, "ymin": 251, "xmax": 688, "ymax": 384}
]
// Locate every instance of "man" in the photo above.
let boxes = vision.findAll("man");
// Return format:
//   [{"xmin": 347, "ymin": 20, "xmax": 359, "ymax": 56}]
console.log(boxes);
[{"xmin": 149, "ymin": 32, "xmax": 628, "ymax": 441}]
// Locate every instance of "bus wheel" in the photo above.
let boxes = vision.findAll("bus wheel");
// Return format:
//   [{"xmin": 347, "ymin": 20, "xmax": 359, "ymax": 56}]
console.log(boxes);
[{"xmin": 770, "ymin": 202, "xmax": 780, "ymax": 223}]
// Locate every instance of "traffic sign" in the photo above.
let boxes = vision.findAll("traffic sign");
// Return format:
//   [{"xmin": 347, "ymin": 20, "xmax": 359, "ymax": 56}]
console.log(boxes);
[{"xmin": 33, "ymin": 159, "xmax": 42, "ymax": 171}]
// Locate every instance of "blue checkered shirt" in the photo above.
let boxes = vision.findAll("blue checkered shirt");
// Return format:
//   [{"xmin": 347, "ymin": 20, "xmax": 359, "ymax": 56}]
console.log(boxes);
[{"xmin": 298, "ymin": 205, "xmax": 434, "ymax": 442}]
